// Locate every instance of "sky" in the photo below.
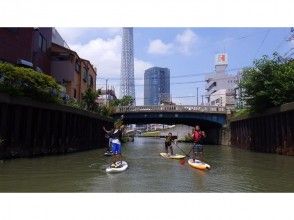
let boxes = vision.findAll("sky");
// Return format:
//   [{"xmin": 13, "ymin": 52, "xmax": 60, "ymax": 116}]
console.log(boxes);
[{"xmin": 56, "ymin": 27, "xmax": 293, "ymax": 105}]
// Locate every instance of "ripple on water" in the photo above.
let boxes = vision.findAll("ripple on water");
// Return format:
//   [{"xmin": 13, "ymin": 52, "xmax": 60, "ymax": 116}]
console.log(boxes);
[{"xmin": 0, "ymin": 139, "xmax": 293, "ymax": 192}]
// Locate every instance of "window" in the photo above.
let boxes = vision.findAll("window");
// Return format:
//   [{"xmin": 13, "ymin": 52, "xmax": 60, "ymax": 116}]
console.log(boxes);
[
  {"xmin": 38, "ymin": 33, "xmax": 47, "ymax": 53},
  {"xmin": 89, "ymin": 75, "xmax": 93, "ymax": 87},
  {"xmin": 74, "ymin": 89, "xmax": 77, "ymax": 98},
  {"xmin": 82, "ymin": 67, "xmax": 88, "ymax": 82},
  {"xmin": 75, "ymin": 60, "xmax": 81, "ymax": 72}
]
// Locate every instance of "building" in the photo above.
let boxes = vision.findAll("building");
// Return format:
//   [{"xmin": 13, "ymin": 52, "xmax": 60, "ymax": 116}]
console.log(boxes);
[
  {"xmin": 51, "ymin": 43, "xmax": 96, "ymax": 101},
  {"xmin": 205, "ymin": 53, "xmax": 240, "ymax": 108},
  {"xmin": 144, "ymin": 67, "xmax": 170, "ymax": 106},
  {"xmin": 0, "ymin": 28, "xmax": 52, "ymax": 74},
  {"xmin": 209, "ymin": 89, "xmax": 235, "ymax": 108},
  {"xmin": 96, "ymin": 86, "xmax": 117, "ymax": 106},
  {"xmin": 52, "ymin": 28, "xmax": 70, "ymax": 49},
  {"xmin": 0, "ymin": 27, "xmax": 97, "ymax": 101},
  {"xmin": 120, "ymin": 27, "xmax": 135, "ymax": 102}
]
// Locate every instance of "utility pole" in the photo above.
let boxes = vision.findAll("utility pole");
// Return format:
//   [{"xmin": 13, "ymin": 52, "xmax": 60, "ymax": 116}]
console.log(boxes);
[
  {"xmin": 196, "ymin": 87, "xmax": 199, "ymax": 105},
  {"xmin": 105, "ymin": 79, "xmax": 108, "ymax": 106},
  {"xmin": 201, "ymin": 95, "xmax": 204, "ymax": 105}
]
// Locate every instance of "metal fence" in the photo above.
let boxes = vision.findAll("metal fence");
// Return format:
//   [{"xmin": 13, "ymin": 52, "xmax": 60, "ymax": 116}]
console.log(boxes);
[{"xmin": 115, "ymin": 105, "xmax": 228, "ymax": 114}]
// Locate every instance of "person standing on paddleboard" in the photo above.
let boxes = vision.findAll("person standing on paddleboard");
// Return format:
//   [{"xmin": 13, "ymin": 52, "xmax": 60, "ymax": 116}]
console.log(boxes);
[
  {"xmin": 103, "ymin": 127, "xmax": 113, "ymax": 154},
  {"xmin": 107, "ymin": 120, "xmax": 124, "ymax": 168},
  {"xmin": 165, "ymin": 132, "xmax": 174, "ymax": 156},
  {"xmin": 192, "ymin": 125, "xmax": 206, "ymax": 162}
]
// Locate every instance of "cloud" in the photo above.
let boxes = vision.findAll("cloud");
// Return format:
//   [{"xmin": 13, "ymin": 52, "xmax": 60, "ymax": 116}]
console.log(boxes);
[
  {"xmin": 55, "ymin": 28, "xmax": 86, "ymax": 44},
  {"xmin": 69, "ymin": 35, "xmax": 122, "ymax": 77},
  {"xmin": 147, "ymin": 39, "xmax": 173, "ymax": 55},
  {"xmin": 55, "ymin": 27, "xmax": 122, "ymax": 45},
  {"xmin": 175, "ymin": 29, "xmax": 198, "ymax": 55},
  {"xmin": 147, "ymin": 29, "xmax": 199, "ymax": 56},
  {"xmin": 66, "ymin": 34, "xmax": 152, "ymax": 101}
]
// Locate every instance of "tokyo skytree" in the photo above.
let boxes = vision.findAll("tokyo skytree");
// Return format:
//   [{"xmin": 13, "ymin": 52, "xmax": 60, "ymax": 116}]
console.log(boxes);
[{"xmin": 120, "ymin": 27, "xmax": 135, "ymax": 104}]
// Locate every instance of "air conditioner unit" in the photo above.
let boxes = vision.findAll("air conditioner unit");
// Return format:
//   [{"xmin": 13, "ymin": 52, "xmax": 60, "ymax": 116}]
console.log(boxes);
[{"xmin": 17, "ymin": 59, "xmax": 33, "ymax": 68}]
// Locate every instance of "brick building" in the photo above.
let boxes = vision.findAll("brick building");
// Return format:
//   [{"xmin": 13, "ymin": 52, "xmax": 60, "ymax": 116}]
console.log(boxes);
[
  {"xmin": 51, "ymin": 43, "xmax": 96, "ymax": 101},
  {"xmin": 0, "ymin": 28, "xmax": 97, "ymax": 101},
  {"xmin": 0, "ymin": 28, "xmax": 52, "ymax": 74}
]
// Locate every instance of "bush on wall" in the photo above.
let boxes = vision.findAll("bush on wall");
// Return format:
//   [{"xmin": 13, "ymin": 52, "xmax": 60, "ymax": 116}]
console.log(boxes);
[{"xmin": 0, "ymin": 62, "xmax": 62, "ymax": 103}]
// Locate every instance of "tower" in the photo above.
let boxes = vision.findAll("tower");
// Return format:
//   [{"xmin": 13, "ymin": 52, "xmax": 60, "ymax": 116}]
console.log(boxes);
[{"xmin": 120, "ymin": 27, "xmax": 135, "ymax": 104}]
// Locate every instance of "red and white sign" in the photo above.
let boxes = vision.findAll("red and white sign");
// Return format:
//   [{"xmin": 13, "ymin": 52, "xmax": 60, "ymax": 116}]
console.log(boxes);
[{"xmin": 215, "ymin": 53, "xmax": 228, "ymax": 65}]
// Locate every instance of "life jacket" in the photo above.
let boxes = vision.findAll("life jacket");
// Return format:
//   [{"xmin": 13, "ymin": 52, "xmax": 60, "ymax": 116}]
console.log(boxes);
[{"xmin": 193, "ymin": 130, "xmax": 204, "ymax": 143}]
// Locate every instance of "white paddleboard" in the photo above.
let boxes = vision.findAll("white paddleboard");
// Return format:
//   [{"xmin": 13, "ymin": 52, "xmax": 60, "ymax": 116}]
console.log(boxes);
[
  {"xmin": 188, "ymin": 159, "xmax": 211, "ymax": 170},
  {"xmin": 104, "ymin": 151, "xmax": 112, "ymax": 156},
  {"xmin": 106, "ymin": 161, "xmax": 128, "ymax": 173},
  {"xmin": 160, "ymin": 152, "xmax": 186, "ymax": 159}
]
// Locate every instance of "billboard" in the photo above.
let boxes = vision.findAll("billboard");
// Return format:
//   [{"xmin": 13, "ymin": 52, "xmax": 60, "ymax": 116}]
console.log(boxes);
[{"xmin": 215, "ymin": 53, "xmax": 228, "ymax": 65}]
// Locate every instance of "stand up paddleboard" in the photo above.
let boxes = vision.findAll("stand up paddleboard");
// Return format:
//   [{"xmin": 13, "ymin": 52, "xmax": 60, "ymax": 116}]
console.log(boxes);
[
  {"xmin": 160, "ymin": 153, "xmax": 186, "ymax": 159},
  {"xmin": 104, "ymin": 151, "xmax": 112, "ymax": 156},
  {"xmin": 188, "ymin": 159, "xmax": 210, "ymax": 170},
  {"xmin": 106, "ymin": 161, "xmax": 128, "ymax": 173}
]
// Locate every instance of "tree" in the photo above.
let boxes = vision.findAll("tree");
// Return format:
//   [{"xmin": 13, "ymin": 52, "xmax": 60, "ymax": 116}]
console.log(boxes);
[
  {"xmin": 119, "ymin": 95, "xmax": 134, "ymax": 106},
  {"xmin": 110, "ymin": 95, "xmax": 134, "ymax": 107},
  {"xmin": 239, "ymin": 54, "xmax": 294, "ymax": 112},
  {"xmin": 81, "ymin": 88, "xmax": 101, "ymax": 112}
]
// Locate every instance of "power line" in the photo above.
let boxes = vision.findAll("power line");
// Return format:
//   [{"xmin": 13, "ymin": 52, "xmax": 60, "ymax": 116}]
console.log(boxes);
[
  {"xmin": 97, "ymin": 67, "xmax": 244, "ymax": 82},
  {"xmin": 254, "ymin": 29, "xmax": 271, "ymax": 59},
  {"xmin": 97, "ymin": 75, "xmax": 240, "ymax": 87},
  {"xmin": 134, "ymin": 93, "xmax": 235, "ymax": 100}
]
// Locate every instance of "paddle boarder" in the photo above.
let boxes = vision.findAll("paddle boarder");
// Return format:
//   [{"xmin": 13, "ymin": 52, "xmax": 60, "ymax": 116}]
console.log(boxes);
[
  {"xmin": 103, "ymin": 127, "xmax": 113, "ymax": 155},
  {"xmin": 103, "ymin": 120, "xmax": 124, "ymax": 168},
  {"xmin": 192, "ymin": 125, "xmax": 206, "ymax": 162},
  {"xmin": 165, "ymin": 132, "xmax": 174, "ymax": 156}
]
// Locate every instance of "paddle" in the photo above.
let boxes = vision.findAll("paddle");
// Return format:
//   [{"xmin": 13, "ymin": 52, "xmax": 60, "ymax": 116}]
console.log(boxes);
[{"xmin": 173, "ymin": 141, "xmax": 193, "ymax": 165}]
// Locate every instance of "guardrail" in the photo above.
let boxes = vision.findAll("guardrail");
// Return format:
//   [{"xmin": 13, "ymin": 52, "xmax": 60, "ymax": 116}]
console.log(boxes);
[{"xmin": 115, "ymin": 105, "xmax": 228, "ymax": 114}]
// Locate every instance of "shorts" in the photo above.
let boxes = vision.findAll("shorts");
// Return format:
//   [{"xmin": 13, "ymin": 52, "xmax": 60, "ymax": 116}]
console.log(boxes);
[
  {"xmin": 193, "ymin": 143, "xmax": 203, "ymax": 153},
  {"xmin": 112, "ymin": 143, "xmax": 121, "ymax": 155}
]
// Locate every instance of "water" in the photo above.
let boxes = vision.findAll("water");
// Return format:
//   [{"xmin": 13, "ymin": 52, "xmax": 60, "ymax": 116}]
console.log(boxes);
[{"xmin": 0, "ymin": 137, "xmax": 293, "ymax": 192}]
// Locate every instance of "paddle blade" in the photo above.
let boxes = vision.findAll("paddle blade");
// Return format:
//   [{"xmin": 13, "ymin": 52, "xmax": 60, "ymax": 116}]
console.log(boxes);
[{"xmin": 179, "ymin": 158, "xmax": 185, "ymax": 165}]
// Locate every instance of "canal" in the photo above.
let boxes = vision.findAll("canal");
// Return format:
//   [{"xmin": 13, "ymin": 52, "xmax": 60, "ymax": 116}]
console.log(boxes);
[{"xmin": 0, "ymin": 137, "xmax": 293, "ymax": 192}]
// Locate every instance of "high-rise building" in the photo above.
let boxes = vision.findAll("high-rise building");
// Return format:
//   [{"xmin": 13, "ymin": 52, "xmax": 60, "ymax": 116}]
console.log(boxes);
[
  {"xmin": 144, "ymin": 67, "xmax": 170, "ymax": 105},
  {"xmin": 120, "ymin": 27, "xmax": 135, "ymax": 103}
]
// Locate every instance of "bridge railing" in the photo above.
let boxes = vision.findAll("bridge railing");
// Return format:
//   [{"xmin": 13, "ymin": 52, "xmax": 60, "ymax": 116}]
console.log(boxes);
[{"xmin": 115, "ymin": 105, "xmax": 228, "ymax": 113}]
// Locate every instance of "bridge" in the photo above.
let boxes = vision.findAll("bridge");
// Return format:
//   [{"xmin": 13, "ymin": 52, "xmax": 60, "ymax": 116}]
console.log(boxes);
[{"xmin": 113, "ymin": 105, "xmax": 229, "ymax": 129}]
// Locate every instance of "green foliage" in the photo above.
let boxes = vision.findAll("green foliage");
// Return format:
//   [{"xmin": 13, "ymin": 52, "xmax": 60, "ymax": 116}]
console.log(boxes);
[
  {"xmin": 98, "ymin": 95, "xmax": 134, "ymax": 117},
  {"xmin": 0, "ymin": 137, "xmax": 4, "ymax": 146},
  {"xmin": 110, "ymin": 95, "xmax": 134, "ymax": 107},
  {"xmin": 240, "ymin": 54, "xmax": 294, "ymax": 112},
  {"xmin": 81, "ymin": 88, "xmax": 101, "ymax": 112},
  {"xmin": 0, "ymin": 62, "xmax": 61, "ymax": 103},
  {"xmin": 67, "ymin": 98, "xmax": 85, "ymax": 109},
  {"xmin": 119, "ymin": 95, "xmax": 134, "ymax": 106},
  {"xmin": 99, "ymin": 104, "xmax": 115, "ymax": 117},
  {"xmin": 142, "ymin": 131, "xmax": 160, "ymax": 137},
  {"xmin": 232, "ymin": 108, "xmax": 251, "ymax": 119}
]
